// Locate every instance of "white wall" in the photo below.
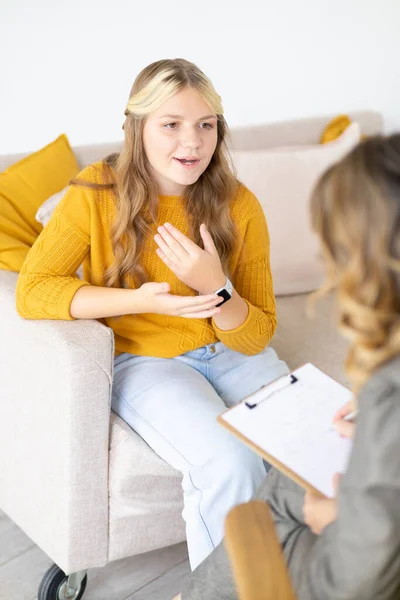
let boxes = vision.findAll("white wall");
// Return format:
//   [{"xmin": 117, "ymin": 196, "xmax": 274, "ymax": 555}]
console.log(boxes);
[{"xmin": 1, "ymin": 0, "xmax": 399, "ymax": 154}]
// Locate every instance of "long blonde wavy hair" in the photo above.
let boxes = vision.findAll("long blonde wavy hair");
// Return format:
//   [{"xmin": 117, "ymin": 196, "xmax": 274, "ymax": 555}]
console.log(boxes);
[
  {"xmin": 311, "ymin": 134, "xmax": 400, "ymax": 391},
  {"xmin": 72, "ymin": 58, "xmax": 237, "ymax": 288}
]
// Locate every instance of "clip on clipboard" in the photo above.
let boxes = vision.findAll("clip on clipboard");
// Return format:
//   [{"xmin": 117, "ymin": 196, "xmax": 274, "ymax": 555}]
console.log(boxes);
[{"xmin": 245, "ymin": 373, "xmax": 299, "ymax": 409}]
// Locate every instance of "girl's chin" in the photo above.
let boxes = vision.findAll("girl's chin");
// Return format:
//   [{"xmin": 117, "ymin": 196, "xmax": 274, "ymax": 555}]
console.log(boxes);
[{"xmin": 168, "ymin": 170, "xmax": 204, "ymax": 186}]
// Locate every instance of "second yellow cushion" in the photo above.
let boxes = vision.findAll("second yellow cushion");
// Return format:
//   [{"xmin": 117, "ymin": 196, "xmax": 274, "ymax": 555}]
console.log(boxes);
[{"xmin": 0, "ymin": 134, "xmax": 79, "ymax": 272}]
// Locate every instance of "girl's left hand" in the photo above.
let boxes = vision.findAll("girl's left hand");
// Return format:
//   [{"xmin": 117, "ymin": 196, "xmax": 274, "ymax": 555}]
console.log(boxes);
[
  {"xmin": 155, "ymin": 222, "xmax": 226, "ymax": 294},
  {"xmin": 303, "ymin": 474, "xmax": 340, "ymax": 535}
]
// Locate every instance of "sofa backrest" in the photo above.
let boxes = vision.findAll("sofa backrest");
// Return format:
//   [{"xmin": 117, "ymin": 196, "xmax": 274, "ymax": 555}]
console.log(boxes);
[{"xmin": 0, "ymin": 110, "xmax": 383, "ymax": 172}]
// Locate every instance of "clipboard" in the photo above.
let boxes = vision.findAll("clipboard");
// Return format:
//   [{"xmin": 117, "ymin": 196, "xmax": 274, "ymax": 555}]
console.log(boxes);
[{"xmin": 218, "ymin": 363, "xmax": 353, "ymax": 498}]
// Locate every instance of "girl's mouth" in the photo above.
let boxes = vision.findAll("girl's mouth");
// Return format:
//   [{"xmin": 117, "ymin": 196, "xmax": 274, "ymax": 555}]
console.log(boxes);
[{"xmin": 173, "ymin": 157, "xmax": 200, "ymax": 169}]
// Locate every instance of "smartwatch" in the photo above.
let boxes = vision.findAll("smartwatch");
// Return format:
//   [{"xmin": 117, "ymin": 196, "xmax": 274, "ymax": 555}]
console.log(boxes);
[{"xmin": 214, "ymin": 277, "xmax": 233, "ymax": 307}]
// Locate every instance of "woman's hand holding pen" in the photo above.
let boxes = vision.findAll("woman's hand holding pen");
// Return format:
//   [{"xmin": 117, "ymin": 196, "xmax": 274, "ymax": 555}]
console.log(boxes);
[{"xmin": 332, "ymin": 400, "xmax": 356, "ymax": 439}]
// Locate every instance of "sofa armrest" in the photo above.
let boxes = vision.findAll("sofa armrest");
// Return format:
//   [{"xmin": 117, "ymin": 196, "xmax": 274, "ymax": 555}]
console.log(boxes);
[{"xmin": 0, "ymin": 271, "xmax": 114, "ymax": 573}]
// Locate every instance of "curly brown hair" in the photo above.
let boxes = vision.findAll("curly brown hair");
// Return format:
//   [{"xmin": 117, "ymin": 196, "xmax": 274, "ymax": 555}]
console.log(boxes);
[{"xmin": 311, "ymin": 134, "xmax": 400, "ymax": 391}]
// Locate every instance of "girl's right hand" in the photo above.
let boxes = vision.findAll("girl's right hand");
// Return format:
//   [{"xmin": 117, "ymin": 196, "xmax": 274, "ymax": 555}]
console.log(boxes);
[
  {"xmin": 136, "ymin": 282, "xmax": 222, "ymax": 319},
  {"xmin": 332, "ymin": 400, "xmax": 356, "ymax": 440}
]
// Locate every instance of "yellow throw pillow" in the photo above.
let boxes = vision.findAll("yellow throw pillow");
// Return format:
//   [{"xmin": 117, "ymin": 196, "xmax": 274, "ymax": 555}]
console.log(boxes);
[
  {"xmin": 0, "ymin": 134, "xmax": 79, "ymax": 272},
  {"xmin": 320, "ymin": 115, "xmax": 352, "ymax": 144}
]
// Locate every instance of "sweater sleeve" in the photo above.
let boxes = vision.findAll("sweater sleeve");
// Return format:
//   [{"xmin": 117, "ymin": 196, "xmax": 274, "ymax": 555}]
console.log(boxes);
[
  {"xmin": 212, "ymin": 192, "xmax": 277, "ymax": 355},
  {"xmin": 16, "ymin": 184, "xmax": 92, "ymax": 320}
]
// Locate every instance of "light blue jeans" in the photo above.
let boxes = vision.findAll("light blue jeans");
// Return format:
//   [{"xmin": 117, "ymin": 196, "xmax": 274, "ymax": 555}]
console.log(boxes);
[{"xmin": 111, "ymin": 342, "xmax": 289, "ymax": 569}]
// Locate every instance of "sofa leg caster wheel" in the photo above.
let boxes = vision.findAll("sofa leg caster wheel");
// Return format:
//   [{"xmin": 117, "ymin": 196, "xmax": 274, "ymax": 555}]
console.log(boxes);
[{"xmin": 38, "ymin": 564, "xmax": 87, "ymax": 600}]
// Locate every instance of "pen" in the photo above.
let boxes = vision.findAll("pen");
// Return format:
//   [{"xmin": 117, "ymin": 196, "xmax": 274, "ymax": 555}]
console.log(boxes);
[
  {"xmin": 328, "ymin": 409, "xmax": 357, "ymax": 433},
  {"xmin": 343, "ymin": 410, "xmax": 357, "ymax": 422}
]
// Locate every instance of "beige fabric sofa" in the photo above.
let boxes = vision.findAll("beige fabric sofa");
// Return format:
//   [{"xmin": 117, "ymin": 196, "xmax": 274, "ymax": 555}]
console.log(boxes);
[{"xmin": 0, "ymin": 112, "xmax": 383, "ymax": 582}]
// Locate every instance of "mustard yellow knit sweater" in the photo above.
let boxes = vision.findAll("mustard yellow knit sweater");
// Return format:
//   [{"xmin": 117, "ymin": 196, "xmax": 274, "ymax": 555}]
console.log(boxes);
[{"xmin": 16, "ymin": 162, "xmax": 276, "ymax": 357}]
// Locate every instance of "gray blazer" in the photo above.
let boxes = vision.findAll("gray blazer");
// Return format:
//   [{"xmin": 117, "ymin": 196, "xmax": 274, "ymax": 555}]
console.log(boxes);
[{"xmin": 182, "ymin": 354, "xmax": 400, "ymax": 600}]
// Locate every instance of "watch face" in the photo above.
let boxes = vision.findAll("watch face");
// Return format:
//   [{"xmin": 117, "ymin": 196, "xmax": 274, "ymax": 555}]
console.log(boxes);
[{"xmin": 216, "ymin": 288, "xmax": 231, "ymax": 307}]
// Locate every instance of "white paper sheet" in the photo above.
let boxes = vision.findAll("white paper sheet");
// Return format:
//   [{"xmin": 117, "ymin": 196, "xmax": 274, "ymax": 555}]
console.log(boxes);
[{"xmin": 220, "ymin": 363, "xmax": 353, "ymax": 497}]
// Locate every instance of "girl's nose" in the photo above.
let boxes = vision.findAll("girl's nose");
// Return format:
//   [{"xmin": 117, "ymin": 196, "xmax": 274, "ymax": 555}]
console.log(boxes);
[{"xmin": 180, "ymin": 127, "xmax": 201, "ymax": 150}]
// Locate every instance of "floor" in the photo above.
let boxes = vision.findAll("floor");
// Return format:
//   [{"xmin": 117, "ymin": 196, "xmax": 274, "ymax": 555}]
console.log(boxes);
[{"xmin": 0, "ymin": 509, "xmax": 190, "ymax": 600}]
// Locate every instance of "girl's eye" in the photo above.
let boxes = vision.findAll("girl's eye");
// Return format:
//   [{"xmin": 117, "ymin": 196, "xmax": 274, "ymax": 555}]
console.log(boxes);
[
  {"xmin": 200, "ymin": 122, "xmax": 214, "ymax": 130},
  {"xmin": 164, "ymin": 122, "xmax": 179, "ymax": 129}
]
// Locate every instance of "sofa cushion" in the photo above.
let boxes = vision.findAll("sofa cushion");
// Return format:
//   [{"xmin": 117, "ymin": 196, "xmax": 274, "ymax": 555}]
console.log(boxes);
[
  {"xmin": 233, "ymin": 122, "xmax": 361, "ymax": 296},
  {"xmin": 0, "ymin": 134, "xmax": 79, "ymax": 272},
  {"xmin": 108, "ymin": 412, "xmax": 185, "ymax": 561}
]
